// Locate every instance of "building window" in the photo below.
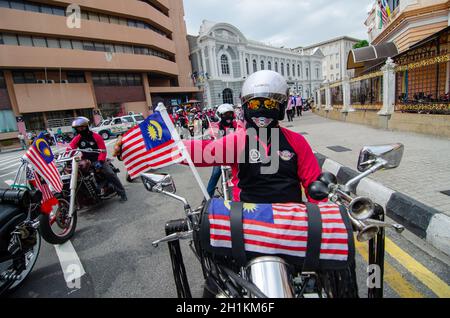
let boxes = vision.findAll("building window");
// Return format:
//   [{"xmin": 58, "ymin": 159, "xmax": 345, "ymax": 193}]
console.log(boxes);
[
  {"xmin": 292, "ymin": 64, "xmax": 295, "ymax": 77},
  {"xmin": 287, "ymin": 64, "xmax": 290, "ymax": 77},
  {"xmin": 0, "ymin": 110, "xmax": 18, "ymax": 133},
  {"xmin": 268, "ymin": 61, "xmax": 272, "ymax": 71},
  {"xmin": 316, "ymin": 68, "xmax": 320, "ymax": 79},
  {"xmin": 92, "ymin": 72, "xmax": 142, "ymax": 86},
  {"xmin": 261, "ymin": 60, "xmax": 264, "ymax": 70},
  {"xmin": 12, "ymin": 71, "xmax": 36, "ymax": 84},
  {"xmin": 222, "ymin": 88, "xmax": 233, "ymax": 104},
  {"xmin": 252, "ymin": 60, "xmax": 257, "ymax": 73},
  {"xmin": 221, "ymin": 55, "xmax": 230, "ymax": 75},
  {"xmin": 245, "ymin": 58, "xmax": 249, "ymax": 75},
  {"xmin": 281, "ymin": 63, "xmax": 284, "ymax": 76},
  {"xmin": 32, "ymin": 37, "xmax": 47, "ymax": 47},
  {"xmin": 67, "ymin": 72, "xmax": 86, "ymax": 83},
  {"xmin": 275, "ymin": 62, "xmax": 278, "ymax": 73},
  {"xmin": 306, "ymin": 68, "xmax": 309, "ymax": 79},
  {"xmin": 298, "ymin": 65, "xmax": 301, "ymax": 78},
  {"xmin": 0, "ymin": 71, "xmax": 5, "ymax": 88}
]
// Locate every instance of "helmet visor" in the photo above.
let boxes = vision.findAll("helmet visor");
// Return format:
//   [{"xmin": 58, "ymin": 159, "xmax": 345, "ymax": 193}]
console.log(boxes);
[{"xmin": 247, "ymin": 98, "xmax": 281, "ymax": 111}]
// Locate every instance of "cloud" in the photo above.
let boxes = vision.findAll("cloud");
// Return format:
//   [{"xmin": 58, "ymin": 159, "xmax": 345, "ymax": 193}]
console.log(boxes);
[{"xmin": 183, "ymin": 0, "xmax": 372, "ymax": 47}]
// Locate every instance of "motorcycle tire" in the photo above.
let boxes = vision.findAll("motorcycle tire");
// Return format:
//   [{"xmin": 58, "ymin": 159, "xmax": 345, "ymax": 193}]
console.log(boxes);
[
  {"xmin": 39, "ymin": 196, "xmax": 78, "ymax": 245},
  {"xmin": 0, "ymin": 230, "xmax": 41, "ymax": 296}
]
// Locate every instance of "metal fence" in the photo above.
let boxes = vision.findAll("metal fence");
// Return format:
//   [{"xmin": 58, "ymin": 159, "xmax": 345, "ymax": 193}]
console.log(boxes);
[
  {"xmin": 331, "ymin": 84, "xmax": 343, "ymax": 109},
  {"xmin": 350, "ymin": 74, "xmax": 383, "ymax": 111}
]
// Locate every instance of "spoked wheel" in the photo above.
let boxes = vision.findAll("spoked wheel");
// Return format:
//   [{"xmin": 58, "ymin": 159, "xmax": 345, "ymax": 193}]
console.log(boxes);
[
  {"xmin": 0, "ymin": 231, "xmax": 41, "ymax": 295},
  {"xmin": 39, "ymin": 197, "xmax": 77, "ymax": 245}
]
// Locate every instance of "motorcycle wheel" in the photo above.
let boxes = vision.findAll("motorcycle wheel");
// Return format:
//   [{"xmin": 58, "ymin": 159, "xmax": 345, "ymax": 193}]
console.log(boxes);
[
  {"xmin": 39, "ymin": 197, "xmax": 78, "ymax": 245},
  {"xmin": 0, "ymin": 231, "xmax": 41, "ymax": 295}
]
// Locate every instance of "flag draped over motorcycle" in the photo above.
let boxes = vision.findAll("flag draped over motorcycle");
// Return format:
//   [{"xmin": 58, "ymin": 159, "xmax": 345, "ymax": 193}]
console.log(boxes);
[{"xmin": 121, "ymin": 111, "xmax": 185, "ymax": 179}]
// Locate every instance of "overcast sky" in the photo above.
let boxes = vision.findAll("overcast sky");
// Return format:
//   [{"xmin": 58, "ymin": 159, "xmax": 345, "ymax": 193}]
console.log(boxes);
[{"xmin": 183, "ymin": 0, "xmax": 373, "ymax": 48}]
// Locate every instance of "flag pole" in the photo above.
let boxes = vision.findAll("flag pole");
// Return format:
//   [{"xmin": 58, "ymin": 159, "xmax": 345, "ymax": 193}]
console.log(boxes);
[{"xmin": 156, "ymin": 103, "xmax": 211, "ymax": 201}]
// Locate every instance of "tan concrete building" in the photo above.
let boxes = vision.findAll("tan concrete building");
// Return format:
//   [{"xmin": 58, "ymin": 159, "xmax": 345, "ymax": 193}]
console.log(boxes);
[
  {"xmin": 0, "ymin": 0, "xmax": 198, "ymax": 142},
  {"xmin": 365, "ymin": 0, "xmax": 449, "ymax": 52}
]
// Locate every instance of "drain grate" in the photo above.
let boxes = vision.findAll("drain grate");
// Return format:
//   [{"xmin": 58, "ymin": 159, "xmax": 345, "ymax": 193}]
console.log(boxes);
[
  {"xmin": 441, "ymin": 190, "xmax": 450, "ymax": 197},
  {"xmin": 299, "ymin": 132, "xmax": 309, "ymax": 135},
  {"xmin": 327, "ymin": 146, "xmax": 352, "ymax": 153}
]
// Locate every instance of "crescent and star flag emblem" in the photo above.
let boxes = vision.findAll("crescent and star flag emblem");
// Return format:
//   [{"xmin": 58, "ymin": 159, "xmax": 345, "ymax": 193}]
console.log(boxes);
[
  {"xmin": 23, "ymin": 132, "xmax": 62, "ymax": 193},
  {"xmin": 35, "ymin": 138, "xmax": 54, "ymax": 164},
  {"xmin": 121, "ymin": 111, "xmax": 185, "ymax": 179}
]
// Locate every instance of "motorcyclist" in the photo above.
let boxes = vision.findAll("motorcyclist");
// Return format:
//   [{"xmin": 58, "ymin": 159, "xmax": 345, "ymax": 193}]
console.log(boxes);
[
  {"xmin": 69, "ymin": 117, "xmax": 128, "ymax": 202},
  {"xmin": 183, "ymin": 70, "xmax": 322, "ymax": 204},
  {"xmin": 206, "ymin": 103, "xmax": 240, "ymax": 197}
]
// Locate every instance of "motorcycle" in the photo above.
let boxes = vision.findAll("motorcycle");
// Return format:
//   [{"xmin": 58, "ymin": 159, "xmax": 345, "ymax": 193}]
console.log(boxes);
[
  {"xmin": 0, "ymin": 188, "xmax": 42, "ymax": 296},
  {"xmin": 37, "ymin": 149, "xmax": 121, "ymax": 244},
  {"xmin": 141, "ymin": 143, "xmax": 405, "ymax": 298}
]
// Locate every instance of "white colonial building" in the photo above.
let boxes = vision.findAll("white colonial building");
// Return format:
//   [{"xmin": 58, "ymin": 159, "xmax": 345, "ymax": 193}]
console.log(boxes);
[
  {"xmin": 188, "ymin": 20, "xmax": 324, "ymax": 107},
  {"xmin": 296, "ymin": 36, "xmax": 361, "ymax": 83}
]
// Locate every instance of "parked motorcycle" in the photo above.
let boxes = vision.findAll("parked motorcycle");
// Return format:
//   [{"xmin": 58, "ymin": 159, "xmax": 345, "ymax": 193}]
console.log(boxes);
[
  {"xmin": 37, "ymin": 149, "xmax": 121, "ymax": 244},
  {"xmin": 141, "ymin": 143, "xmax": 405, "ymax": 298}
]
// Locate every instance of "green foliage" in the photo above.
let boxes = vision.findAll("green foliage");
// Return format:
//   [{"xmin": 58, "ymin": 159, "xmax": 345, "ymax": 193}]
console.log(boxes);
[{"xmin": 353, "ymin": 40, "xmax": 369, "ymax": 49}]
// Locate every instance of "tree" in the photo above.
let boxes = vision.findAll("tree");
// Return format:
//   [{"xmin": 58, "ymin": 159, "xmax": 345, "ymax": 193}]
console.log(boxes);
[{"xmin": 353, "ymin": 40, "xmax": 369, "ymax": 49}]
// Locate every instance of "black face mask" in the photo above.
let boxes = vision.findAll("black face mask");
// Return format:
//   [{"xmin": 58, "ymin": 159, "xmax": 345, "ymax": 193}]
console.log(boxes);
[
  {"xmin": 244, "ymin": 106, "xmax": 280, "ymax": 130},
  {"xmin": 76, "ymin": 128, "xmax": 90, "ymax": 138},
  {"xmin": 220, "ymin": 112, "xmax": 234, "ymax": 127}
]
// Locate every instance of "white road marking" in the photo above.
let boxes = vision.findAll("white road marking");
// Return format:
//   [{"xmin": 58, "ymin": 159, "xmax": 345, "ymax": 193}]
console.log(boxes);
[
  {"xmin": 0, "ymin": 154, "xmax": 23, "ymax": 163},
  {"xmin": 0, "ymin": 162, "xmax": 21, "ymax": 171},
  {"xmin": 0, "ymin": 171, "xmax": 17, "ymax": 178},
  {"xmin": 54, "ymin": 241, "xmax": 86, "ymax": 289}
]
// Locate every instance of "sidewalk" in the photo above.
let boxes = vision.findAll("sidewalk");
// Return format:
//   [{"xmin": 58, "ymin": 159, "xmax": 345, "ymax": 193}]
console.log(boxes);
[
  {"xmin": 284, "ymin": 112, "xmax": 450, "ymax": 216},
  {"xmin": 282, "ymin": 112, "xmax": 450, "ymax": 255}
]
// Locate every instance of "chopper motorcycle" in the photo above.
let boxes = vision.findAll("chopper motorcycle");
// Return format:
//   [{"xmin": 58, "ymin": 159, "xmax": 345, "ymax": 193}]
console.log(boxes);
[
  {"xmin": 37, "ymin": 149, "xmax": 121, "ymax": 244},
  {"xmin": 141, "ymin": 143, "xmax": 406, "ymax": 298}
]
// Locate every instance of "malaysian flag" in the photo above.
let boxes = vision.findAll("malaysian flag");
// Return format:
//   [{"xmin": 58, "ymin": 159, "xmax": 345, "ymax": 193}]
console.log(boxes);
[
  {"xmin": 25, "ymin": 164, "xmax": 58, "ymax": 215},
  {"xmin": 121, "ymin": 111, "xmax": 185, "ymax": 179},
  {"xmin": 378, "ymin": 0, "xmax": 389, "ymax": 26},
  {"xmin": 23, "ymin": 132, "xmax": 63, "ymax": 193},
  {"xmin": 208, "ymin": 199, "xmax": 350, "ymax": 261}
]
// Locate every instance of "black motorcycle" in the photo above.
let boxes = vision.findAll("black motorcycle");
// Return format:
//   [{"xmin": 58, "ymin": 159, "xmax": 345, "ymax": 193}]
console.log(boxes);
[
  {"xmin": 0, "ymin": 188, "xmax": 43, "ymax": 296},
  {"xmin": 141, "ymin": 143, "xmax": 406, "ymax": 298},
  {"xmin": 38, "ymin": 149, "xmax": 121, "ymax": 244}
]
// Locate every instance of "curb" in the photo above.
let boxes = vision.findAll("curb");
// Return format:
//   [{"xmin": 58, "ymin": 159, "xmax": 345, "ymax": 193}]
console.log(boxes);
[{"xmin": 314, "ymin": 152, "xmax": 450, "ymax": 257}]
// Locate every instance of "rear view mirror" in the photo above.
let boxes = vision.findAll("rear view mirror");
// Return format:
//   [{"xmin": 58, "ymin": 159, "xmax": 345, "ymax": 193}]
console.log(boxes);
[
  {"xmin": 357, "ymin": 144, "xmax": 404, "ymax": 172},
  {"xmin": 141, "ymin": 173, "xmax": 176, "ymax": 194}
]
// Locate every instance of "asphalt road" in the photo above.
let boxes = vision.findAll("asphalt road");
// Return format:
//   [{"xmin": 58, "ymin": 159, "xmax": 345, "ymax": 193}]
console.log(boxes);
[{"xmin": 1, "ymin": 129, "xmax": 449, "ymax": 298}]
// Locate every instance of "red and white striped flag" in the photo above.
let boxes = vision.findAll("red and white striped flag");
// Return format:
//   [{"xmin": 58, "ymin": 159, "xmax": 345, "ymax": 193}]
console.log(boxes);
[
  {"xmin": 121, "ymin": 111, "xmax": 185, "ymax": 179},
  {"xmin": 23, "ymin": 132, "xmax": 63, "ymax": 193},
  {"xmin": 208, "ymin": 200, "xmax": 350, "ymax": 262}
]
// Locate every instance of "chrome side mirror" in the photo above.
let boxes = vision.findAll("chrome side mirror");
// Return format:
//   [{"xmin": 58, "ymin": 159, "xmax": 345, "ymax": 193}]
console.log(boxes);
[
  {"xmin": 357, "ymin": 143, "xmax": 404, "ymax": 172},
  {"xmin": 141, "ymin": 173, "xmax": 176, "ymax": 194}
]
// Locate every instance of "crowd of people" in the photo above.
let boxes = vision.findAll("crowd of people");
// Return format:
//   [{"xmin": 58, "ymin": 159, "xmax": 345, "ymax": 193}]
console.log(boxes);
[{"xmin": 17, "ymin": 128, "xmax": 73, "ymax": 150}]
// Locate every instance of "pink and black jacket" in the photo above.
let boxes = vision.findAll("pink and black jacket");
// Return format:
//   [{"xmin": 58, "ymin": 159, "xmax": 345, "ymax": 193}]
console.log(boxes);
[{"xmin": 183, "ymin": 126, "xmax": 322, "ymax": 204}]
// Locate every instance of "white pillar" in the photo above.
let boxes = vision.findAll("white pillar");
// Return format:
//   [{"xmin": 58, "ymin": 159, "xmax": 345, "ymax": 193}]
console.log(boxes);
[
  {"xmin": 378, "ymin": 58, "xmax": 397, "ymax": 115},
  {"xmin": 317, "ymin": 89, "xmax": 322, "ymax": 109},
  {"xmin": 200, "ymin": 47, "xmax": 208, "ymax": 75},
  {"xmin": 342, "ymin": 76, "xmax": 354, "ymax": 112},
  {"xmin": 209, "ymin": 46, "xmax": 217, "ymax": 78},
  {"xmin": 325, "ymin": 81, "xmax": 332, "ymax": 110}
]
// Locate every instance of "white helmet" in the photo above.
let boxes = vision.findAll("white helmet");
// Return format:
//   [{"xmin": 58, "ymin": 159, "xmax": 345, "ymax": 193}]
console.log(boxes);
[
  {"xmin": 241, "ymin": 70, "xmax": 288, "ymax": 105},
  {"xmin": 216, "ymin": 103, "xmax": 234, "ymax": 116}
]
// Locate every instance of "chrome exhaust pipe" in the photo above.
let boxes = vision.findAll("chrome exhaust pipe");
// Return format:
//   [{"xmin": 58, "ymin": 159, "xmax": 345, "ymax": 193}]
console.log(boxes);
[{"xmin": 245, "ymin": 257, "xmax": 295, "ymax": 298}]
